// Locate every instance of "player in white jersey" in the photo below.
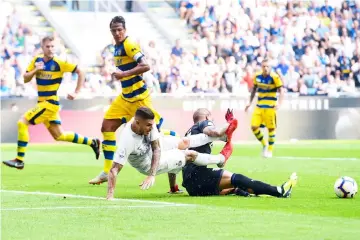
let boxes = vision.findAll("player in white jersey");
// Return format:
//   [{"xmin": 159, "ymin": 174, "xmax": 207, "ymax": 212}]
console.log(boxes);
[{"xmin": 106, "ymin": 106, "xmax": 238, "ymax": 200}]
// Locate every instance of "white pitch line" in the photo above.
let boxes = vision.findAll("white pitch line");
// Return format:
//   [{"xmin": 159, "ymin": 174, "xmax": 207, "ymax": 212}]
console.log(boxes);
[
  {"xmin": 0, "ymin": 190, "xmax": 194, "ymax": 207},
  {"xmin": 273, "ymin": 156, "xmax": 359, "ymax": 161},
  {"xmin": 1, "ymin": 205, "xmax": 180, "ymax": 211}
]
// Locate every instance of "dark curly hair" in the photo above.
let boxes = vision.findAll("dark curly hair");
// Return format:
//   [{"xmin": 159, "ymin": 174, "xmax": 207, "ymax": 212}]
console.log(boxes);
[{"xmin": 109, "ymin": 16, "xmax": 126, "ymax": 29}]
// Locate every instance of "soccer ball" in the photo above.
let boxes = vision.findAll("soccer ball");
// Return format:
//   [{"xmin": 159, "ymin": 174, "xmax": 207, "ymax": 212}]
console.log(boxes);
[{"xmin": 334, "ymin": 176, "xmax": 358, "ymax": 198}]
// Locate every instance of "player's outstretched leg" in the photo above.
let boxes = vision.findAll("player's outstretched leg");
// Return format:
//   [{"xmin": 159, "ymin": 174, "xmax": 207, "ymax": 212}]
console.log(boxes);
[
  {"xmin": 217, "ymin": 142, "xmax": 233, "ymax": 168},
  {"xmin": 279, "ymin": 172, "xmax": 298, "ymax": 198},
  {"xmin": 2, "ymin": 119, "xmax": 29, "ymax": 169},
  {"xmin": 48, "ymin": 124, "xmax": 100, "ymax": 159},
  {"xmin": 56, "ymin": 132, "xmax": 100, "ymax": 158},
  {"xmin": 251, "ymin": 126, "xmax": 267, "ymax": 157},
  {"xmin": 185, "ymin": 142, "xmax": 233, "ymax": 168},
  {"xmin": 266, "ymin": 128, "xmax": 276, "ymax": 158},
  {"xmin": 90, "ymin": 119, "xmax": 122, "ymax": 185},
  {"xmin": 220, "ymin": 172, "xmax": 298, "ymax": 198}
]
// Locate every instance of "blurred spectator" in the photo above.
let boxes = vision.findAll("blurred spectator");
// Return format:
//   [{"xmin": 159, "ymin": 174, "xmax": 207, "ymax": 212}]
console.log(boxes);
[
  {"xmin": 1, "ymin": 1, "xmax": 81, "ymax": 97},
  {"xmin": 72, "ymin": 0, "xmax": 79, "ymax": 11},
  {"xmin": 126, "ymin": 1, "xmax": 133, "ymax": 12},
  {"xmin": 169, "ymin": 0, "xmax": 360, "ymax": 95},
  {"xmin": 171, "ymin": 39, "xmax": 183, "ymax": 57},
  {"xmin": 3, "ymin": 0, "xmax": 360, "ymax": 98}
]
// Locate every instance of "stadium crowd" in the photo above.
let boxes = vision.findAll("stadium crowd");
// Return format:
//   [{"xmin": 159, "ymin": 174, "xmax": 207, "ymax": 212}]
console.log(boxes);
[
  {"xmin": 0, "ymin": 1, "xmax": 81, "ymax": 97},
  {"xmin": 2, "ymin": 0, "xmax": 360, "ymax": 97},
  {"xmin": 171, "ymin": 0, "xmax": 360, "ymax": 95}
]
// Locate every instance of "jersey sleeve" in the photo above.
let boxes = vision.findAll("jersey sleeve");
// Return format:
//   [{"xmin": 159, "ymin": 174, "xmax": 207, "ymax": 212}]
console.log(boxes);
[
  {"xmin": 199, "ymin": 120, "xmax": 215, "ymax": 133},
  {"xmin": 114, "ymin": 129, "xmax": 135, "ymax": 165},
  {"xmin": 57, "ymin": 58, "xmax": 77, "ymax": 73},
  {"xmin": 273, "ymin": 73, "xmax": 283, "ymax": 88},
  {"xmin": 26, "ymin": 56, "xmax": 38, "ymax": 72},
  {"xmin": 143, "ymin": 72, "xmax": 154, "ymax": 88},
  {"xmin": 124, "ymin": 38, "xmax": 144, "ymax": 63}
]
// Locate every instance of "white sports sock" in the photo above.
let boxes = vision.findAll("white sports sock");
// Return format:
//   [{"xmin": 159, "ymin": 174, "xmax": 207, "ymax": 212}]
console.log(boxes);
[
  {"xmin": 277, "ymin": 186, "xmax": 282, "ymax": 194},
  {"xmin": 188, "ymin": 134, "xmax": 219, "ymax": 148},
  {"xmin": 192, "ymin": 153, "xmax": 225, "ymax": 166}
]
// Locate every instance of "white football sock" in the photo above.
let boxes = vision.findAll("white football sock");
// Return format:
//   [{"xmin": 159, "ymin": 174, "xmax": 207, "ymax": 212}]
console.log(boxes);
[
  {"xmin": 188, "ymin": 134, "xmax": 219, "ymax": 148},
  {"xmin": 192, "ymin": 153, "xmax": 225, "ymax": 166}
]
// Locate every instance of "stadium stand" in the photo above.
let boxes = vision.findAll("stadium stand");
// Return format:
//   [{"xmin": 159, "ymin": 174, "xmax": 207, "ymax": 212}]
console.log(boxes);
[
  {"xmin": 0, "ymin": 0, "xmax": 78, "ymax": 97},
  {"xmin": 172, "ymin": 0, "xmax": 360, "ymax": 95},
  {"xmin": 1, "ymin": 0, "xmax": 360, "ymax": 97}
]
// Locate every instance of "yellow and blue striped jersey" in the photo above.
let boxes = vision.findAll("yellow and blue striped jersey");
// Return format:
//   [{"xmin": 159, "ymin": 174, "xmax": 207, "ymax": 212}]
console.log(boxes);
[
  {"xmin": 26, "ymin": 55, "xmax": 77, "ymax": 107},
  {"xmin": 113, "ymin": 37, "xmax": 149, "ymax": 102},
  {"xmin": 253, "ymin": 71, "xmax": 283, "ymax": 108}
]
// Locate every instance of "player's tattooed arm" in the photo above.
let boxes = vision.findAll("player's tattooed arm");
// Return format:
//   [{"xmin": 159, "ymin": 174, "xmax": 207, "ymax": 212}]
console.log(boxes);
[
  {"xmin": 149, "ymin": 139, "xmax": 161, "ymax": 176},
  {"xmin": 139, "ymin": 139, "xmax": 160, "ymax": 190},
  {"xmin": 203, "ymin": 126, "xmax": 222, "ymax": 137},
  {"xmin": 107, "ymin": 162, "xmax": 124, "ymax": 200}
]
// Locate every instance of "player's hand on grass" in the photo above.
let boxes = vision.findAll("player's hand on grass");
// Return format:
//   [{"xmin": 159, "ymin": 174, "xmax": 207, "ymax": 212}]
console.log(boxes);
[
  {"xmin": 140, "ymin": 176, "xmax": 155, "ymax": 190},
  {"xmin": 67, "ymin": 92, "xmax": 77, "ymax": 100},
  {"xmin": 34, "ymin": 61, "xmax": 44, "ymax": 71},
  {"xmin": 106, "ymin": 194, "xmax": 115, "ymax": 201}
]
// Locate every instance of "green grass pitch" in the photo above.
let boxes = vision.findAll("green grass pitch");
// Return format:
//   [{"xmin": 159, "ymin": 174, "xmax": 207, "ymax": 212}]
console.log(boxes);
[{"xmin": 1, "ymin": 141, "xmax": 360, "ymax": 240}]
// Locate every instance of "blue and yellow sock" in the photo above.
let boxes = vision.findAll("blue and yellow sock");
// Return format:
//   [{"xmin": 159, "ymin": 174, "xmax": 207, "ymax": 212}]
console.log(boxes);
[
  {"xmin": 161, "ymin": 129, "xmax": 178, "ymax": 137},
  {"xmin": 17, "ymin": 121, "xmax": 29, "ymax": 161},
  {"xmin": 56, "ymin": 132, "xmax": 93, "ymax": 146},
  {"xmin": 268, "ymin": 129, "xmax": 276, "ymax": 152},
  {"xmin": 102, "ymin": 132, "xmax": 116, "ymax": 174},
  {"xmin": 252, "ymin": 128, "xmax": 266, "ymax": 146}
]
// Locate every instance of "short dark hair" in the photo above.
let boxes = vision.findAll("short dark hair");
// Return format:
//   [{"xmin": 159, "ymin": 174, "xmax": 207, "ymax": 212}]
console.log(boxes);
[
  {"xmin": 110, "ymin": 16, "xmax": 126, "ymax": 29},
  {"xmin": 135, "ymin": 107, "xmax": 155, "ymax": 120},
  {"xmin": 41, "ymin": 36, "xmax": 54, "ymax": 44},
  {"xmin": 193, "ymin": 108, "xmax": 211, "ymax": 123}
]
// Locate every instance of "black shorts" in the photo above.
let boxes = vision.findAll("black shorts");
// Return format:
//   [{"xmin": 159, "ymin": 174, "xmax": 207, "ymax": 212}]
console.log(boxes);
[{"xmin": 182, "ymin": 167, "xmax": 223, "ymax": 196}]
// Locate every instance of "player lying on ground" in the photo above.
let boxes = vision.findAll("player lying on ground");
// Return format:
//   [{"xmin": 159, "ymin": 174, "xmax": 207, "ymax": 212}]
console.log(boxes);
[
  {"xmin": 89, "ymin": 16, "xmax": 164, "ymax": 185},
  {"xmin": 106, "ymin": 107, "xmax": 238, "ymax": 200},
  {"xmin": 245, "ymin": 58, "xmax": 285, "ymax": 158},
  {"xmin": 181, "ymin": 108, "xmax": 297, "ymax": 197},
  {"xmin": 2, "ymin": 36, "xmax": 100, "ymax": 170}
]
